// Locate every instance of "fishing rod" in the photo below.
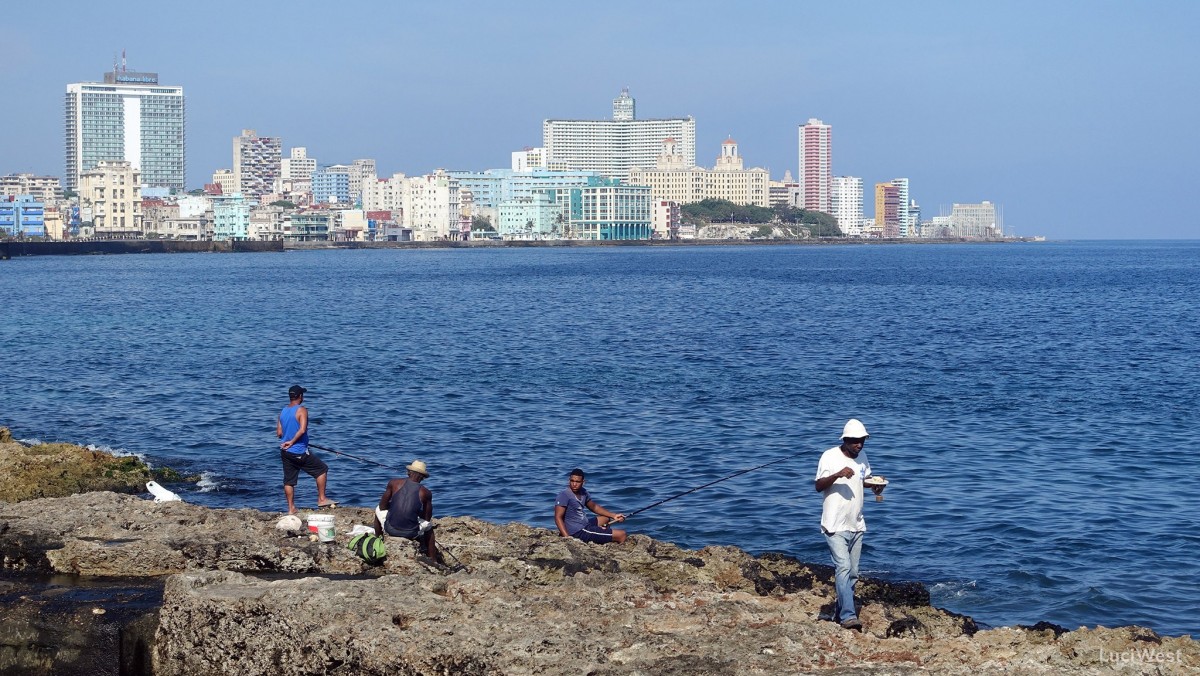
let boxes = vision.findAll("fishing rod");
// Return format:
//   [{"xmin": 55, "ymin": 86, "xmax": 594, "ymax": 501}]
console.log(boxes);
[
  {"xmin": 621, "ymin": 449, "xmax": 809, "ymax": 521},
  {"xmin": 308, "ymin": 443, "xmax": 407, "ymax": 473}
]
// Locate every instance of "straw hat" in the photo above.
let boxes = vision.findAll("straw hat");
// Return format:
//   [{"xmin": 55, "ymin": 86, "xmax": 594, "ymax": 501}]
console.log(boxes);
[{"xmin": 406, "ymin": 460, "xmax": 429, "ymax": 476}]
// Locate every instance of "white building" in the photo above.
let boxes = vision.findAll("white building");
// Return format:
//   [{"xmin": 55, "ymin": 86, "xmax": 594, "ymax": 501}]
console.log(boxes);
[
  {"xmin": 78, "ymin": 160, "xmax": 142, "ymax": 237},
  {"xmin": 349, "ymin": 159, "xmax": 377, "ymax": 206},
  {"xmin": 402, "ymin": 170, "xmax": 460, "ymax": 240},
  {"xmin": 0, "ymin": 174, "xmax": 63, "ymax": 203},
  {"xmin": 830, "ymin": 176, "xmax": 864, "ymax": 237},
  {"xmin": 65, "ymin": 67, "xmax": 185, "ymax": 192},
  {"xmin": 511, "ymin": 147, "xmax": 547, "ymax": 172},
  {"xmin": 177, "ymin": 195, "xmax": 211, "ymax": 218},
  {"xmin": 335, "ymin": 209, "xmax": 369, "ymax": 242},
  {"xmin": 950, "ymin": 201, "xmax": 1000, "ymax": 238},
  {"xmin": 281, "ymin": 147, "xmax": 317, "ymax": 182},
  {"xmin": 543, "ymin": 89, "xmax": 696, "ymax": 182},
  {"xmin": 652, "ymin": 200, "xmax": 681, "ymax": 239},
  {"xmin": 363, "ymin": 173, "xmax": 407, "ymax": 214},
  {"xmin": 249, "ymin": 205, "xmax": 286, "ymax": 241},
  {"xmin": 891, "ymin": 178, "xmax": 912, "ymax": 237}
]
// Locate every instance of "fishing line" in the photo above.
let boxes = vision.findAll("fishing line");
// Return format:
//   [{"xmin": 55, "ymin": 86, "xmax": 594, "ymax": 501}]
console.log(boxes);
[
  {"xmin": 622, "ymin": 449, "xmax": 810, "ymax": 520},
  {"xmin": 307, "ymin": 443, "xmax": 407, "ymax": 473}
]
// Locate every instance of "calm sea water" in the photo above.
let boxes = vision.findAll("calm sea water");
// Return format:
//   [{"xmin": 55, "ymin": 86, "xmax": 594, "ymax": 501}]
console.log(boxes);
[{"xmin": 2, "ymin": 241, "xmax": 1198, "ymax": 636}]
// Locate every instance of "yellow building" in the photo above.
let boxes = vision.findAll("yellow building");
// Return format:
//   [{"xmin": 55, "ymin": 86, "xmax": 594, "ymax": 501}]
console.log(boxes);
[
  {"xmin": 628, "ymin": 138, "xmax": 769, "ymax": 207},
  {"xmin": 79, "ymin": 160, "xmax": 142, "ymax": 238}
]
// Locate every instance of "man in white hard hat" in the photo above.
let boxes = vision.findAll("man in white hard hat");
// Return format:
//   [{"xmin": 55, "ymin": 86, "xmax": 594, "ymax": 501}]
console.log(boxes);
[{"xmin": 814, "ymin": 418, "xmax": 884, "ymax": 631}]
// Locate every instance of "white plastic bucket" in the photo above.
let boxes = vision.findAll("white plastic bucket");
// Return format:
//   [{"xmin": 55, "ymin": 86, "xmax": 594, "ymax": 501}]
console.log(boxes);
[{"xmin": 307, "ymin": 514, "xmax": 335, "ymax": 542}]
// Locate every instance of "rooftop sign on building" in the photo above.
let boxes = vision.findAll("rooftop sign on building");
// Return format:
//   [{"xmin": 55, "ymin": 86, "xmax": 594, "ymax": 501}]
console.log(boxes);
[{"xmin": 103, "ymin": 71, "xmax": 159, "ymax": 84}]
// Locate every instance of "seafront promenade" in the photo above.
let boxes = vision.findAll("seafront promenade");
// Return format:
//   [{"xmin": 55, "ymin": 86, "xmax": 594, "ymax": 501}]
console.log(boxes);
[
  {"xmin": 0, "ymin": 236, "xmax": 1029, "ymax": 260},
  {"xmin": 0, "ymin": 239, "xmax": 282, "ymax": 259}
]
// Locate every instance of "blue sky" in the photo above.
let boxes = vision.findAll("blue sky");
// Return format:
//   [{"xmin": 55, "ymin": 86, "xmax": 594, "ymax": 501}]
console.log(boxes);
[{"xmin": 3, "ymin": 1, "xmax": 1197, "ymax": 238}]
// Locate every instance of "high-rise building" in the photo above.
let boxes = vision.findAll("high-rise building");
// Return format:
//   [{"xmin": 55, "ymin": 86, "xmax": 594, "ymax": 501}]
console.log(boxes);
[
  {"xmin": 830, "ymin": 176, "xmax": 863, "ymax": 237},
  {"xmin": 348, "ymin": 159, "xmax": 377, "ymax": 206},
  {"xmin": 64, "ymin": 65, "xmax": 185, "ymax": 192},
  {"xmin": 874, "ymin": 182, "xmax": 901, "ymax": 238},
  {"xmin": 232, "ymin": 129, "xmax": 281, "ymax": 199},
  {"xmin": 890, "ymin": 178, "xmax": 911, "ymax": 237},
  {"xmin": 543, "ymin": 89, "xmax": 695, "ymax": 182},
  {"xmin": 612, "ymin": 87, "xmax": 635, "ymax": 121},
  {"xmin": 402, "ymin": 170, "xmax": 460, "ymax": 240},
  {"xmin": 312, "ymin": 165, "xmax": 352, "ymax": 205},
  {"xmin": 798, "ymin": 118, "xmax": 832, "ymax": 213}
]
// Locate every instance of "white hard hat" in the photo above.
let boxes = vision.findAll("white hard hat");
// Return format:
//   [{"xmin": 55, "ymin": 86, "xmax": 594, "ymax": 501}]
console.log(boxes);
[{"xmin": 841, "ymin": 419, "xmax": 869, "ymax": 440}]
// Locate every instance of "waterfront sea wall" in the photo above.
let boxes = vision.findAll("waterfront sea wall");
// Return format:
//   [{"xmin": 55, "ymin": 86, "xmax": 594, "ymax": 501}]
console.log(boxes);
[
  {"xmin": 285, "ymin": 236, "xmax": 1016, "ymax": 251},
  {"xmin": 0, "ymin": 237, "xmax": 1020, "ymax": 259},
  {"xmin": 0, "ymin": 239, "xmax": 282, "ymax": 258}
]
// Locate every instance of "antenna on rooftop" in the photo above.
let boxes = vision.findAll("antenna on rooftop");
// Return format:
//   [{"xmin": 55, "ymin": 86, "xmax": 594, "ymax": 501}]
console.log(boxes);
[{"xmin": 121, "ymin": 49, "xmax": 127, "ymax": 72}]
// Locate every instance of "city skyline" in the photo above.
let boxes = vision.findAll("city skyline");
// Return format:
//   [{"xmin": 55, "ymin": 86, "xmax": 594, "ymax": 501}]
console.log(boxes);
[{"xmin": 2, "ymin": 1, "xmax": 1197, "ymax": 239}]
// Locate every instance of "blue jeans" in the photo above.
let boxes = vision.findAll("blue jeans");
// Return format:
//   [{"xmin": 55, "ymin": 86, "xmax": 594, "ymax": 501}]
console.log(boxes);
[{"xmin": 823, "ymin": 530, "xmax": 863, "ymax": 623}]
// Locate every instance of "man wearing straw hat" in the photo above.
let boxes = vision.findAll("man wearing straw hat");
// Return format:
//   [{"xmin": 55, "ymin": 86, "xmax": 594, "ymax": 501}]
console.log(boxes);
[
  {"xmin": 814, "ymin": 418, "xmax": 884, "ymax": 631},
  {"xmin": 373, "ymin": 460, "xmax": 438, "ymax": 561}
]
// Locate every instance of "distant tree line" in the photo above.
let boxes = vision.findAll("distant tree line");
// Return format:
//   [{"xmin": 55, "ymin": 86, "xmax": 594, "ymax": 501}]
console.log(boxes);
[{"xmin": 680, "ymin": 199, "xmax": 841, "ymax": 236}]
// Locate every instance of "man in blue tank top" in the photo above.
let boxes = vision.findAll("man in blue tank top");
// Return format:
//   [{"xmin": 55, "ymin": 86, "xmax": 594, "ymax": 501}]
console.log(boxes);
[
  {"xmin": 276, "ymin": 385, "xmax": 333, "ymax": 514},
  {"xmin": 373, "ymin": 460, "xmax": 438, "ymax": 561}
]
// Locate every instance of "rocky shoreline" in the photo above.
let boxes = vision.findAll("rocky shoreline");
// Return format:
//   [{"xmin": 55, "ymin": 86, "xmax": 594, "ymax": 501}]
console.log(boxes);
[{"xmin": 0, "ymin": 431, "xmax": 1194, "ymax": 674}]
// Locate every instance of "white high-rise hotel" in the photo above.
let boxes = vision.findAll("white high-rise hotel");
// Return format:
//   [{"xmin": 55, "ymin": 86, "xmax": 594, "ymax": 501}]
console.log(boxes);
[
  {"xmin": 65, "ymin": 65, "xmax": 185, "ymax": 192},
  {"xmin": 831, "ymin": 176, "xmax": 864, "ymax": 236},
  {"xmin": 543, "ymin": 89, "xmax": 696, "ymax": 182},
  {"xmin": 798, "ymin": 118, "xmax": 832, "ymax": 213}
]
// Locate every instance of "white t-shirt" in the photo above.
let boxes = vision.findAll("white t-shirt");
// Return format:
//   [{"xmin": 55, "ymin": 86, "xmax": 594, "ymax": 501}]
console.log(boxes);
[{"xmin": 815, "ymin": 446, "xmax": 872, "ymax": 534}]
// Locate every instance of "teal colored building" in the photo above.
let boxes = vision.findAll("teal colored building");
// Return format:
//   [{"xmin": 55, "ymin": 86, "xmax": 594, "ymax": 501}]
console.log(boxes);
[
  {"xmin": 288, "ymin": 212, "xmax": 331, "ymax": 241},
  {"xmin": 212, "ymin": 194, "xmax": 252, "ymax": 240},
  {"xmin": 567, "ymin": 178, "xmax": 652, "ymax": 240},
  {"xmin": 497, "ymin": 192, "xmax": 564, "ymax": 238},
  {"xmin": 449, "ymin": 169, "xmax": 603, "ymax": 208}
]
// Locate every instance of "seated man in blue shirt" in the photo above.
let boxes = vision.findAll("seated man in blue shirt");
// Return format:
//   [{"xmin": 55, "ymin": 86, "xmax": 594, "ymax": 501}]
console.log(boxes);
[{"xmin": 554, "ymin": 468, "xmax": 627, "ymax": 544}]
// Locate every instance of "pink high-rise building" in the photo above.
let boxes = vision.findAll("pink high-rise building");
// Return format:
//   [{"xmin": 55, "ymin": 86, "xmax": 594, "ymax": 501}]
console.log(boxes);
[{"xmin": 798, "ymin": 118, "xmax": 832, "ymax": 213}]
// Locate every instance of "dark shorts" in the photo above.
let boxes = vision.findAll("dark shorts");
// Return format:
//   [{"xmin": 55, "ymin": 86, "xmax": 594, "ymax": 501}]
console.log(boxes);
[
  {"xmin": 280, "ymin": 449, "xmax": 328, "ymax": 486},
  {"xmin": 384, "ymin": 522, "xmax": 419, "ymax": 539},
  {"xmin": 571, "ymin": 517, "xmax": 615, "ymax": 544}
]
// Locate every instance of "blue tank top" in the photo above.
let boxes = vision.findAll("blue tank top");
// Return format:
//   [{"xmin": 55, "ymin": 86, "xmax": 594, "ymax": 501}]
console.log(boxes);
[
  {"xmin": 386, "ymin": 479, "xmax": 423, "ymax": 534},
  {"xmin": 279, "ymin": 404, "xmax": 308, "ymax": 455}
]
